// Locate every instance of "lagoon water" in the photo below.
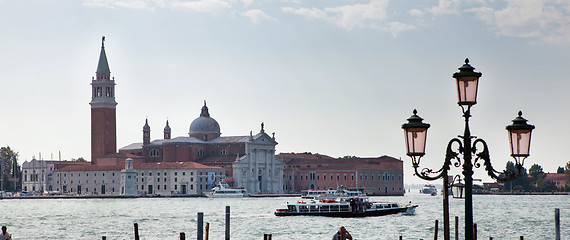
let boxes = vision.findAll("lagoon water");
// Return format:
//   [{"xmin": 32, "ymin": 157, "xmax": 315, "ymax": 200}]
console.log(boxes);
[{"xmin": 1, "ymin": 192, "xmax": 568, "ymax": 239}]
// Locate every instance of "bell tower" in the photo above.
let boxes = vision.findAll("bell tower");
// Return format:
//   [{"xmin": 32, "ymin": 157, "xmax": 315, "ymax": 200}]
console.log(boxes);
[{"xmin": 90, "ymin": 36, "xmax": 117, "ymax": 164}]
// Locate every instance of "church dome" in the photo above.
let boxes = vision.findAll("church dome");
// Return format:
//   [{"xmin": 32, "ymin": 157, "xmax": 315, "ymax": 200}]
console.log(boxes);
[{"xmin": 189, "ymin": 102, "xmax": 221, "ymax": 136}]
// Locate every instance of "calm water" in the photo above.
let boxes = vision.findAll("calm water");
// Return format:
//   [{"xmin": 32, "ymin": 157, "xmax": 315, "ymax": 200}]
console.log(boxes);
[{"xmin": 1, "ymin": 192, "xmax": 568, "ymax": 239}]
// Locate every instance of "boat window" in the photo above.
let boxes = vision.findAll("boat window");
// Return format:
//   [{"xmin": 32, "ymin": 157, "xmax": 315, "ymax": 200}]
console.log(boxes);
[
  {"xmin": 309, "ymin": 205, "xmax": 318, "ymax": 212},
  {"xmin": 391, "ymin": 204, "xmax": 398, "ymax": 208},
  {"xmin": 299, "ymin": 206, "xmax": 308, "ymax": 212},
  {"xmin": 320, "ymin": 205, "xmax": 330, "ymax": 212},
  {"xmin": 330, "ymin": 205, "xmax": 340, "ymax": 211},
  {"xmin": 288, "ymin": 205, "xmax": 297, "ymax": 212},
  {"xmin": 340, "ymin": 205, "xmax": 350, "ymax": 212}
]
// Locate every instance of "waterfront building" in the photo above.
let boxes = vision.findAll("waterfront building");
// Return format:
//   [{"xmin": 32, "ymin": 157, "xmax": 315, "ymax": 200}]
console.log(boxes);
[
  {"xmin": 544, "ymin": 173, "xmax": 569, "ymax": 190},
  {"xmin": 21, "ymin": 159, "xmax": 89, "ymax": 193},
  {"xmin": 119, "ymin": 107, "xmax": 285, "ymax": 194},
  {"xmin": 279, "ymin": 153, "xmax": 405, "ymax": 196},
  {"xmin": 54, "ymin": 159, "xmax": 224, "ymax": 196}
]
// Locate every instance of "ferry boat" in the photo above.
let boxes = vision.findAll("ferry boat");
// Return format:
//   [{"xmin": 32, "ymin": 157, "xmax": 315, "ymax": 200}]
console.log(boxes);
[
  {"xmin": 301, "ymin": 189, "xmax": 336, "ymax": 199},
  {"xmin": 274, "ymin": 197, "xmax": 417, "ymax": 217},
  {"xmin": 314, "ymin": 187, "xmax": 366, "ymax": 200},
  {"xmin": 421, "ymin": 184, "xmax": 437, "ymax": 196},
  {"xmin": 205, "ymin": 183, "xmax": 249, "ymax": 198}
]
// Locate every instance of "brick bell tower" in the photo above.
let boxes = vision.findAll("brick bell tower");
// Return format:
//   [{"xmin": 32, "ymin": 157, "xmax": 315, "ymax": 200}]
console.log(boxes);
[{"xmin": 90, "ymin": 36, "xmax": 117, "ymax": 164}]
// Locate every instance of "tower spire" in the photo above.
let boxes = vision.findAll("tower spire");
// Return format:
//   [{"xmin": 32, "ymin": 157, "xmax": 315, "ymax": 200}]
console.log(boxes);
[{"xmin": 97, "ymin": 36, "xmax": 110, "ymax": 74}]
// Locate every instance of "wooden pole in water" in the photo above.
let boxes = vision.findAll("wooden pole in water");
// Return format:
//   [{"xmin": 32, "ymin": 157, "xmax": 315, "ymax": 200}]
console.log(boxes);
[
  {"xmin": 434, "ymin": 219, "xmax": 439, "ymax": 240},
  {"xmin": 134, "ymin": 223, "xmax": 140, "ymax": 240},
  {"xmin": 225, "ymin": 206, "xmax": 230, "ymax": 240},
  {"xmin": 180, "ymin": 232, "xmax": 185, "ymax": 240},
  {"xmin": 198, "ymin": 212, "xmax": 204, "ymax": 240},
  {"xmin": 102, "ymin": 237, "xmax": 106, "ymax": 240},
  {"xmin": 264, "ymin": 234, "xmax": 268, "ymax": 240},
  {"xmin": 555, "ymin": 208, "xmax": 560, "ymax": 240},
  {"xmin": 399, "ymin": 236, "xmax": 403, "ymax": 240},
  {"xmin": 205, "ymin": 223, "xmax": 210, "ymax": 240},
  {"xmin": 454, "ymin": 216, "xmax": 458, "ymax": 240},
  {"xmin": 443, "ymin": 174, "xmax": 450, "ymax": 240},
  {"xmin": 520, "ymin": 236, "xmax": 523, "ymax": 240},
  {"xmin": 473, "ymin": 223, "xmax": 477, "ymax": 240}
]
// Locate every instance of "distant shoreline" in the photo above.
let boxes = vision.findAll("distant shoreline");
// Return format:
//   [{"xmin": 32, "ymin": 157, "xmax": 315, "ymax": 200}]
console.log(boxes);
[
  {"xmin": 472, "ymin": 191, "xmax": 569, "ymax": 195},
  {"xmin": 0, "ymin": 193, "xmax": 302, "ymax": 199}
]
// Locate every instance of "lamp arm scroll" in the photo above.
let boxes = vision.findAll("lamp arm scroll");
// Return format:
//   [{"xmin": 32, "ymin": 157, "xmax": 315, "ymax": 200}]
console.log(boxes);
[
  {"xmin": 412, "ymin": 138, "xmax": 462, "ymax": 181},
  {"xmin": 473, "ymin": 139, "xmax": 520, "ymax": 181}
]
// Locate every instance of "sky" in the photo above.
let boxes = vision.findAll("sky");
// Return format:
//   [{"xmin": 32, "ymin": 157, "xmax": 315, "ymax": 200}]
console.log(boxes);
[{"xmin": 1, "ymin": 0, "xmax": 569, "ymax": 185}]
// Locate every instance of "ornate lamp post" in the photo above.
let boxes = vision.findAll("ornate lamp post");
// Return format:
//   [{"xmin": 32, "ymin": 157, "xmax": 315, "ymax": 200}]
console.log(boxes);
[{"xmin": 402, "ymin": 59, "xmax": 535, "ymax": 240}]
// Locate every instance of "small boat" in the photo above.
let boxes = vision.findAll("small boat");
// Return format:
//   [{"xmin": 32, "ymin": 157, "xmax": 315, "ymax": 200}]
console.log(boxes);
[
  {"xmin": 274, "ymin": 197, "xmax": 417, "ymax": 217},
  {"xmin": 205, "ymin": 182, "xmax": 249, "ymax": 198},
  {"xmin": 421, "ymin": 184, "xmax": 437, "ymax": 195}
]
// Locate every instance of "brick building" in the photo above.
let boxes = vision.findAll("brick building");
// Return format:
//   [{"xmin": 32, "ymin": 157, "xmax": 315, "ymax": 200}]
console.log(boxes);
[{"xmin": 279, "ymin": 153, "xmax": 405, "ymax": 196}]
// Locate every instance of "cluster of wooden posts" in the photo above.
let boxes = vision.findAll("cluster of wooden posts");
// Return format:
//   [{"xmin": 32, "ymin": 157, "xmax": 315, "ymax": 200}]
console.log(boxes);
[
  {"xmin": 403, "ymin": 208, "xmax": 562, "ymax": 240},
  {"xmin": 100, "ymin": 206, "xmax": 274, "ymax": 240},
  {"xmin": 100, "ymin": 207, "xmax": 562, "ymax": 239}
]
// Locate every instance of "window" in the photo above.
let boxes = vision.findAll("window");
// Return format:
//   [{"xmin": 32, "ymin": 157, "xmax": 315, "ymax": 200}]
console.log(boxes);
[
  {"xmin": 351, "ymin": 174, "xmax": 354, "ymax": 181},
  {"xmin": 221, "ymin": 150, "xmax": 228, "ymax": 155},
  {"xmin": 175, "ymin": 185, "xmax": 178, "ymax": 190},
  {"xmin": 175, "ymin": 178, "xmax": 177, "ymax": 182},
  {"xmin": 157, "ymin": 185, "xmax": 160, "ymax": 190},
  {"xmin": 158, "ymin": 172, "xmax": 161, "ymax": 176},
  {"xmin": 175, "ymin": 172, "xmax": 178, "ymax": 176},
  {"xmin": 164, "ymin": 178, "xmax": 166, "ymax": 182},
  {"xmin": 157, "ymin": 178, "xmax": 160, "ymax": 182},
  {"xmin": 198, "ymin": 150, "xmax": 204, "ymax": 156},
  {"xmin": 182, "ymin": 172, "xmax": 186, "ymax": 176},
  {"xmin": 150, "ymin": 149, "xmax": 160, "ymax": 157},
  {"xmin": 191, "ymin": 177, "xmax": 194, "ymax": 182},
  {"xmin": 344, "ymin": 174, "xmax": 347, "ymax": 181}
]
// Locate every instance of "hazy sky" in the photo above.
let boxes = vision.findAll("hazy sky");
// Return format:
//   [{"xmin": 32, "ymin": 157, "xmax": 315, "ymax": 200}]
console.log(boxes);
[{"xmin": 1, "ymin": 0, "xmax": 569, "ymax": 184}]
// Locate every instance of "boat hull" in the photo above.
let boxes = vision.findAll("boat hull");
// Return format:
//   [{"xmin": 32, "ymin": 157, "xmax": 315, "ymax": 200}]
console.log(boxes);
[{"xmin": 274, "ymin": 206, "xmax": 417, "ymax": 218}]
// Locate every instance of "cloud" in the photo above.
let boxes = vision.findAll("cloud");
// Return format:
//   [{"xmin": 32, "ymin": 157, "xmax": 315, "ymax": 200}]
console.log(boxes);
[
  {"xmin": 170, "ymin": 0, "xmax": 232, "ymax": 14},
  {"xmin": 429, "ymin": 0, "xmax": 461, "ymax": 15},
  {"xmin": 282, "ymin": 0, "xmax": 389, "ymax": 30},
  {"xmin": 83, "ymin": 0, "xmax": 158, "ymax": 11},
  {"xmin": 409, "ymin": 9, "xmax": 424, "ymax": 17},
  {"xmin": 243, "ymin": 9, "xmax": 277, "ymax": 23},
  {"xmin": 468, "ymin": 0, "xmax": 570, "ymax": 45},
  {"xmin": 385, "ymin": 21, "xmax": 415, "ymax": 37}
]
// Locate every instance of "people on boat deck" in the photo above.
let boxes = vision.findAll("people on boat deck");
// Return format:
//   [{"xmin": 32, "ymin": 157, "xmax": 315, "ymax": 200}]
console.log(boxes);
[
  {"xmin": 0, "ymin": 226, "xmax": 12, "ymax": 240},
  {"xmin": 332, "ymin": 226, "xmax": 353, "ymax": 240}
]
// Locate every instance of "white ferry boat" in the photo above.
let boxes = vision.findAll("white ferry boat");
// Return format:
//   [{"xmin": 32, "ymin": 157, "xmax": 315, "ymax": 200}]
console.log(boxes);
[
  {"xmin": 421, "ymin": 184, "xmax": 437, "ymax": 196},
  {"xmin": 274, "ymin": 196, "xmax": 417, "ymax": 217},
  {"xmin": 301, "ymin": 189, "xmax": 336, "ymax": 199},
  {"xmin": 205, "ymin": 183, "xmax": 249, "ymax": 198}
]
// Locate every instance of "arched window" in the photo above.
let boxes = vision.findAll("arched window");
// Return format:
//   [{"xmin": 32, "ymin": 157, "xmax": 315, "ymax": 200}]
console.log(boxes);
[
  {"xmin": 220, "ymin": 150, "xmax": 228, "ymax": 155},
  {"xmin": 149, "ymin": 149, "xmax": 160, "ymax": 157},
  {"xmin": 198, "ymin": 149, "xmax": 204, "ymax": 156}
]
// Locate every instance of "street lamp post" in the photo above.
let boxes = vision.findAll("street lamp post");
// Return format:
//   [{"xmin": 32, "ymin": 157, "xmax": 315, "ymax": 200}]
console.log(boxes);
[{"xmin": 402, "ymin": 59, "xmax": 535, "ymax": 240}]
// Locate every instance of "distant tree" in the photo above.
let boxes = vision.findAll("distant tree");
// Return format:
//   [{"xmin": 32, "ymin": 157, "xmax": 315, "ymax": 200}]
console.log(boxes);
[
  {"xmin": 557, "ymin": 166, "xmax": 565, "ymax": 174},
  {"xmin": 71, "ymin": 157, "xmax": 87, "ymax": 162},
  {"xmin": 0, "ymin": 146, "xmax": 20, "ymax": 191},
  {"xmin": 529, "ymin": 164, "xmax": 545, "ymax": 180},
  {"xmin": 566, "ymin": 162, "xmax": 570, "ymax": 184},
  {"xmin": 500, "ymin": 161, "xmax": 529, "ymax": 191}
]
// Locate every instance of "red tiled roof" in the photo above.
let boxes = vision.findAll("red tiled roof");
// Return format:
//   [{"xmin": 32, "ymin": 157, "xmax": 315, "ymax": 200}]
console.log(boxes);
[
  {"xmin": 278, "ymin": 153, "xmax": 403, "ymax": 171},
  {"xmin": 545, "ymin": 173, "xmax": 567, "ymax": 181},
  {"xmin": 55, "ymin": 161, "xmax": 222, "ymax": 172},
  {"xmin": 135, "ymin": 162, "xmax": 222, "ymax": 170}
]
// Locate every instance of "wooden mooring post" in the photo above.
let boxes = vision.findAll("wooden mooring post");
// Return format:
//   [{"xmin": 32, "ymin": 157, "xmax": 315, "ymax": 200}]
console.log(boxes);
[
  {"xmin": 434, "ymin": 219, "xmax": 439, "ymax": 240},
  {"xmin": 473, "ymin": 223, "xmax": 477, "ymax": 240},
  {"xmin": 454, "ymin": 216, "xmax": 458, "ymax": 240},
  {"xmin": 180, "ymin": 232, "xmax": 185, "ymax": 240},
  {"xmin": 205, "ymin": 222, "xmax": 210, "ymax": 240},
  {"xmin": 555, "ymin": 208, "xmax": 561, "ymax": 240},
  {"xmin": 134, "ymin": 223, "xmax": 140, "ymax": 240},
  {"xmin": 198, "ymin": 212, "xmax": 204, "ymax": 240},
  {"xmin": 263, "ymin": 233, "xmax": 272, "ymax": 240},
  {"xmin": 226, "ymin": 206, "xmax": 230, "ymax": 240},
  {"xmin": 102, "ymin": 237, "xmax": 106, "ymax": 240}
]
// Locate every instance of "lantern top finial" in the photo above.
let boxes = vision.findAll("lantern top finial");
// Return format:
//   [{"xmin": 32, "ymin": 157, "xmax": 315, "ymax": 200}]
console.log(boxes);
[{"xmin": 506, "ymin": 111, "xmax": 535, "ymax": 131}]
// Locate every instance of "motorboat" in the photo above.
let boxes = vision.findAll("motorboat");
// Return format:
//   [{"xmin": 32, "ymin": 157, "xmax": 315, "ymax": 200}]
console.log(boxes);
[
  {"xmin": 205, "ymin": 183, "xmax": 249, "ymax": 198},
  {"xmin": 274, "ymin": 196, "xmax": 417, "ymax": 217},
  {"xmin": 421, "ymin": 184, "xmax": 437, "ymax": 196}
]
